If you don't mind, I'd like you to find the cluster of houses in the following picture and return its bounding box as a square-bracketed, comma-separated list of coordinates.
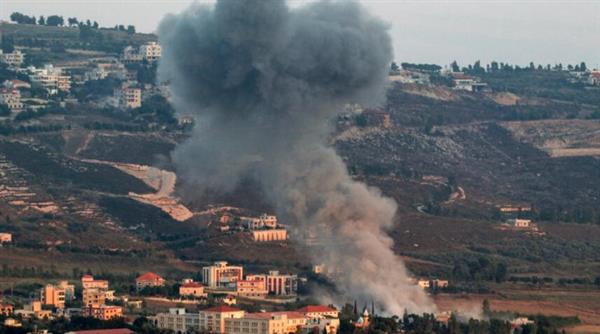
[152, 305, 340, 334]
[0, 41, 164, 117]
[202, 261, 298, 299]
[218, 214, 289, 243]
[0, 261, 301, 330]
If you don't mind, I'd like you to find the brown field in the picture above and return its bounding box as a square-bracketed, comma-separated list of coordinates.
[435, 286, 600, 330]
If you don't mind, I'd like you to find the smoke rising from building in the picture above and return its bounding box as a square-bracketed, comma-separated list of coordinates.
[158, 0, 435, 314]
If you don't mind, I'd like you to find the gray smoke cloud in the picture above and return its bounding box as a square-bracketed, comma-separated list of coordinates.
[158, 0, 435, 314]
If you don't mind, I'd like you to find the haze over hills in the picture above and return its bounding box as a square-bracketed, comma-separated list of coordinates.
[1, 9, 600, 334]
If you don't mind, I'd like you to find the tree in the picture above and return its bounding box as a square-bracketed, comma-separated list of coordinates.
[46, 15, 64, 26]
[495, 262, 507, 282]
[581, 62, 587, 72]
[127, 25, 136, 34]
[390, 61, 400, 72]
[482, 299, 492, 317]
[93, 21, 99, 29]
[38, 16, 46, 25]
[0, 104, 10, 116]
[68, 17, 78, 27]
[86, 19, 92, 27]
[1, 35, 15, 53]
[490, 61, 499, 72]
[10, 12, 36, 24]
[450, 60, 460, 72]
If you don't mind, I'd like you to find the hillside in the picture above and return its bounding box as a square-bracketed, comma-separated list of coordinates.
[2, 22, 600, 323]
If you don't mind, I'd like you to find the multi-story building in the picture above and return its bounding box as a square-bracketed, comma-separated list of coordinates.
[224, 312, 306, 334]
[202, 261, 244, 289]
[82, 288, 107, 307]
[29, 65, 71, 95]
[179, 282, 207, 298]
[135, 272, 165, 291]
[0, 50, 25, 67]
[200, 306, 245, 333]
[114, 83, 142, 109]
[84, 62, 127, 82]
[40, 282, 73, 308]
[244, 214, 278, 230]
[0, 88, 23, 112]
[296, 305, 339, 319]
[236, 279, 268, 298]
[122, 46, 144, 63]
[139, 42, 161, 62]
[81, 275, 109, 290]
[251, 229, 287, 242]
[155, 306, 246, 333]
[246, 271, 298, 296]
[85, 305, 123, 320]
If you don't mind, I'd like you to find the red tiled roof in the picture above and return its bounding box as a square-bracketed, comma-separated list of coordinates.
[136, 272, 164, 282]
[82, 274, 93, 279]
[297, 305, 337, 313]
[203, 305, 242, 313]
[71, 329, 133, 334]
[181, 282, 203, 288]
[591, 72, 600, 78]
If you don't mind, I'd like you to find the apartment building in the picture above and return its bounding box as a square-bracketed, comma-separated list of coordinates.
[139, 42, 161, 62]
[82, 288, 107, 307]
[0, 88, 23, 112]
[202, 261, 244, 289]
[85, 305, 123, 320]
[40, 281, 75, 308]
[246, 271, 298, 296]
[114, 83, 142, 109]
[154, 306, 246, 333]
[225, 312, 306, 334]
[236, 279, 268, 298]
[81, 275, 109, 290]
[154, 308, 200, 333]
[0, 50, 25, 67]
[29, 65, 71, 95]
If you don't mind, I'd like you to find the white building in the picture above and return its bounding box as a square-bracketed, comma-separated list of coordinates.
[122, 42, 161, 63]
[246, 271, 298, 296]
[0, 88, 23, 112]
[202, 261, 244, 289]
[122, 46, 143, 63]
[507, 218, 531, 228]
[245, 214, 278, 230]
[29, 65, 71, 95]
[0, 50, 25, 67]
[84, 62, 127, 81]
[154, 306, 245, 334]
[139, 42, 161, 62]
[450, 72, 488, 92]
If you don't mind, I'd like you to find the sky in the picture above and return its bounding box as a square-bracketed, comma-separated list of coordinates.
[2, 0, 600, 68]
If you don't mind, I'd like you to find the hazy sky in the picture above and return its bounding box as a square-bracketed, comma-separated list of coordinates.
[2, 0, 600, 68]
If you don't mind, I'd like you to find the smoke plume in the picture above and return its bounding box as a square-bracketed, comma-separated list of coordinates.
[158, 0, 435, 314]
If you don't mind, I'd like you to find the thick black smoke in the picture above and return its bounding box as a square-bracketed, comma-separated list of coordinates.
[158, 0, 434, 313]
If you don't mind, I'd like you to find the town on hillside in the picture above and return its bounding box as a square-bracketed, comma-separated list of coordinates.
[1, 7, 600, 334]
